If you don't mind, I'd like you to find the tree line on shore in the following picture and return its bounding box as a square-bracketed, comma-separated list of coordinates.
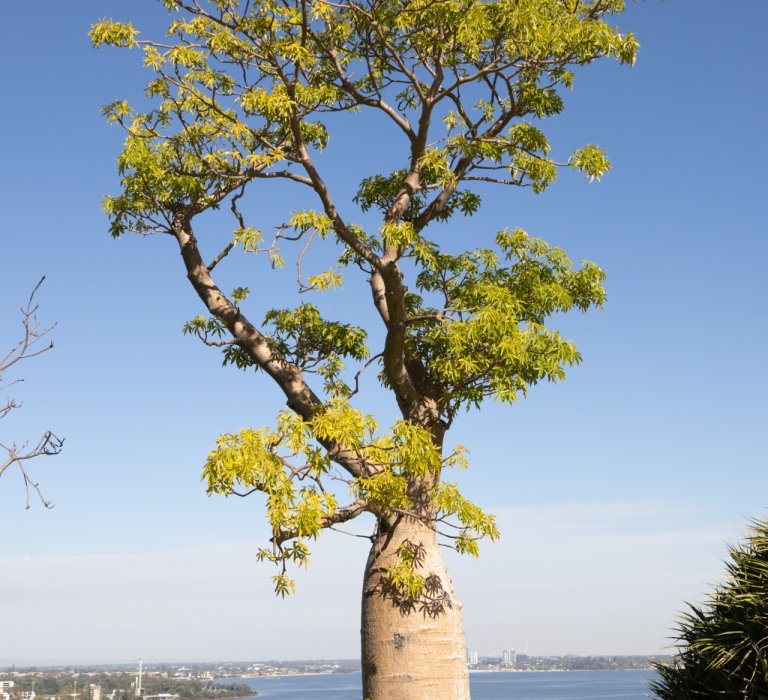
[1, 673, 254, 700]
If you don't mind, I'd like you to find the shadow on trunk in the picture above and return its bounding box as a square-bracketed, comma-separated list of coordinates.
[368, 539, 454, 618]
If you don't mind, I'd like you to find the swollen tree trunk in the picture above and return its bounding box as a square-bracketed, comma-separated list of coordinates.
[361, 516, 470, 700]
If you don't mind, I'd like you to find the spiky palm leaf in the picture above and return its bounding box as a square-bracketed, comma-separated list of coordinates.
[651, 519, 768, 699]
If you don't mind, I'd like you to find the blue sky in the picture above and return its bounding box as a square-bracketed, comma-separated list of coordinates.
[1, 0, 767, 663]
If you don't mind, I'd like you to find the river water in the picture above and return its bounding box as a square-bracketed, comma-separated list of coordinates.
[235, 669, 656, 698]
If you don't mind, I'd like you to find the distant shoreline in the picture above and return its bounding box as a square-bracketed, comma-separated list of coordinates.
[228, 667, 656, 682]
[224, 672, 353, 680]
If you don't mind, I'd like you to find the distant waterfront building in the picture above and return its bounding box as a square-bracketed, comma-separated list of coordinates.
[467, 651, 478, 665]
[502, 649, 516, 666]
[135, 658, 144, 698]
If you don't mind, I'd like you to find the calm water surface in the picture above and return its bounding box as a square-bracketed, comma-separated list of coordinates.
[236, 670, 656, 699]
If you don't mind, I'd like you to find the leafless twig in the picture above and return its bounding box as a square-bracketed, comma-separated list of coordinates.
[1, 277, 62, 508]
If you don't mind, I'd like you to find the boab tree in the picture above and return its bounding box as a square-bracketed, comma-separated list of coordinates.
[92, 1, 636, 697]
[1, 278, 63, 508]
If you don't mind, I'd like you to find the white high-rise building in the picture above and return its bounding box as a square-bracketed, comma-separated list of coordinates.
[502, 649, 516, 666]
[467, 651, 478, 665]
[135, 658, 144, 698]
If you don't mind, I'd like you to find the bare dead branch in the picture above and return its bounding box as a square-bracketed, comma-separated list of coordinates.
[208, 241, 237, 272]
[350, 352, 384, 397]
[1, 278, 62, 508]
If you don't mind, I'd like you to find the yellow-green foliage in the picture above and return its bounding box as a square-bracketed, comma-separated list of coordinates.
[96, 0, 634, 595]
[385, 542, 429, 599]
[408, 228, 605, 412]
[93, 0, 635, 237]
[203, 398, 500, 590]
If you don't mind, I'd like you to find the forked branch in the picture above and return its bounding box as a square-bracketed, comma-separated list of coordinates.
[271, 497, 369, 545]
[1, 277, 61, 508]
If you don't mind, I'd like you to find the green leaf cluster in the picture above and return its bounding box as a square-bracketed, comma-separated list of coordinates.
[385, 541, 428, 599]
[265, 304, 368, 377]
[355, 170, 481, 227]
[433, 482, 500, 557]
[90, 19, 138, 48]
[202, 394, 500, 590]
[571, 144, 612, 182]
[408, 228, 605, 414]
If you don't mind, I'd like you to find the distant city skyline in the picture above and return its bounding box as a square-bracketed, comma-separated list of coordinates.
[1, 0, 766, 664]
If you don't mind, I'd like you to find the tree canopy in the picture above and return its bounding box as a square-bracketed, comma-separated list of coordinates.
[92, 0, 636, 595]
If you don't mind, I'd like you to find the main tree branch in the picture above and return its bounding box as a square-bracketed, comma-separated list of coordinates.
[173, 214, 373, 480]
[270, 497, 370, 545]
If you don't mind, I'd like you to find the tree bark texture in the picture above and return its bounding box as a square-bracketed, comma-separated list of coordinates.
[361, 518, 470, 700]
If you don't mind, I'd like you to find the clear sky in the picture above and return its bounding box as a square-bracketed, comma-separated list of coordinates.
[1, 0, 766, 664]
